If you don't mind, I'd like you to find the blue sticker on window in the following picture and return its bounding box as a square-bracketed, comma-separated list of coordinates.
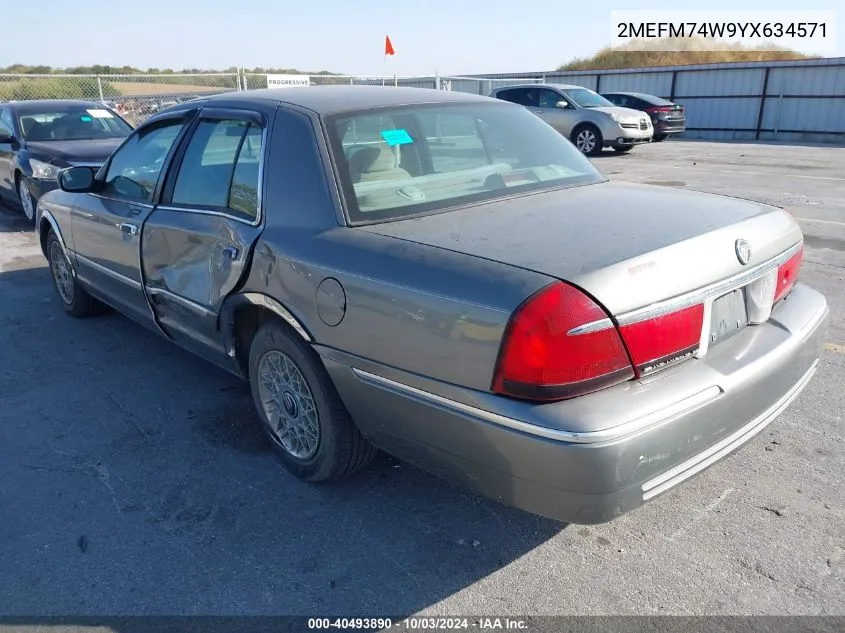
[380, 128, 413, 146]
[80, 116, 92, 122]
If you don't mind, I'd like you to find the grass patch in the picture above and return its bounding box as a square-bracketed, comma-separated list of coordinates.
[559, 37, 816, 71]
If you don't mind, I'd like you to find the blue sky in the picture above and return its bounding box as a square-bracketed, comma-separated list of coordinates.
[4, 0, 842, 75]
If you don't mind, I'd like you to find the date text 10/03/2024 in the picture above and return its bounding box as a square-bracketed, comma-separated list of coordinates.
[307, 618, 530, 630]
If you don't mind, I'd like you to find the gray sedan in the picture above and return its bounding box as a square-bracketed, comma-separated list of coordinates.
[35, 86, 828, 525]
[491, 83, 653, 155]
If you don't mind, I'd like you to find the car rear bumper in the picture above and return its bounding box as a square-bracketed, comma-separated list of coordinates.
[654, 121, 686, 135]
[322, 283, 829, 524]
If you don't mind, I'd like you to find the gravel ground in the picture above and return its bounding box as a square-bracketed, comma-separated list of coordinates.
[0, 139, 842, 622]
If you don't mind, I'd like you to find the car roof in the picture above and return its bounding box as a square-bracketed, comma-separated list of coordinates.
[492, 83, 590, 91]
[6, 99, 113, 112]
[601, 91, 670, 102]
[194, 86, 495, 115]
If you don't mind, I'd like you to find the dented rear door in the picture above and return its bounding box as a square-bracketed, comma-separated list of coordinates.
[140, 106, 270, 366]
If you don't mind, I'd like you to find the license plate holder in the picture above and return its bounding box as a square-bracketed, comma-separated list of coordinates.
[709, 288, 749, 345]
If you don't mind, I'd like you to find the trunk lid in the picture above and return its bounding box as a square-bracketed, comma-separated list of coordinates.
[357, 180, 802, 316]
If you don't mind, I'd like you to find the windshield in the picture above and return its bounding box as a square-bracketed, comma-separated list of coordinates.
[561, 88, 614, 108]
[18, 106, 133, 142]
[325, 102, 604, 223]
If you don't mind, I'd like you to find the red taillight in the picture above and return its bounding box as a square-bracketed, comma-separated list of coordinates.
[774, 245, 804, 303]
[618, 304, 704, 375]
[645, 106, 674, 113]
[492, 282, 634, 401]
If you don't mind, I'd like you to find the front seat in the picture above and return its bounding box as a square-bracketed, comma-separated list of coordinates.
[349, 143, 410, 183]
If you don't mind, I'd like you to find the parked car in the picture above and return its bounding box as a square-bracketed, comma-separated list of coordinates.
[601, 92, 687, 141]
[0, 99, 133, 224]
[36, 86, 828, 524]
[490, 83, 652, 155]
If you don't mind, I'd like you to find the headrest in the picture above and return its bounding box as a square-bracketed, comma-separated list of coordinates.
[350, 143, 398, 174]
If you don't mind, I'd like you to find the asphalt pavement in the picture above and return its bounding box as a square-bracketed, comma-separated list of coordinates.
[0, 139, 842, 620]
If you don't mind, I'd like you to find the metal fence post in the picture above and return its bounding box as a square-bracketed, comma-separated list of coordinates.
[435, 70, 440, 90]
[595, 73, 602, 93]
[96, 75, 105, 104]
[669, 70, 677, 101]
[755, 66, 771, 140]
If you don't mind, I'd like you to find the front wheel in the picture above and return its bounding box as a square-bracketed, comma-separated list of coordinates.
[46, 231, 102, 318]
[571, 125, 603, 156]
[17, 176, 36, 226]
[248, 320, 377, 482]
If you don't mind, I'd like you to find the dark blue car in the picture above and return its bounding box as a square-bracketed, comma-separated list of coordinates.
[0, 99, 133, 224]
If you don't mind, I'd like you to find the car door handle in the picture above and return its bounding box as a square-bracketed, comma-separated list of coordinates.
[119, 223, 138, 236]
[222, 246, 240, 260]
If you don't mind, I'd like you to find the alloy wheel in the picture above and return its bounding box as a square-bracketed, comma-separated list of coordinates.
[576, 129, 597, 154]
[19, 180, 35, 221]
[49, 241, 74, 305]
[257, 350, 320, 459]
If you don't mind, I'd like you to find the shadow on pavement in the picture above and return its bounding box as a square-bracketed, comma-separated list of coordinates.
[0, 263, 565, 619]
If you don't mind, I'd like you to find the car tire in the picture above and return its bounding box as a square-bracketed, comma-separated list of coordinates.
[653, 134, 668, 142]
[16, 175, 37, 226]
[248, 319, 377, 482]
[571, 124, 603, 156]
[613, 146, 633, 153]
[46, 231, 102, 318]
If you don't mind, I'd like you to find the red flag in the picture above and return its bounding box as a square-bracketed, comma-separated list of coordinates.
[384, 35, 395, 56]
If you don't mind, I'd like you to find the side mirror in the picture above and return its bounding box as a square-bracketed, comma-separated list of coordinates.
[0, 131, 16, 144]
[58, 166, 96, 192]
[555, 101, 570, 109]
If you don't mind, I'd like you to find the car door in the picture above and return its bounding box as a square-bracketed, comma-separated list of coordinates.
[70, 111, 193, 327]
[534, 88, 580, 136]
[140, 106, 270, 367]
[0, 107, 17, 200]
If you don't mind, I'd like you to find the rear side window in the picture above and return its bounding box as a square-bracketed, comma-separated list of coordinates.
[495, 88, 538, 107]
[170, 118, 263, 221]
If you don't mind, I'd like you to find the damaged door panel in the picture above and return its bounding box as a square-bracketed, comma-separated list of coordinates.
[141, 107, 269, 367]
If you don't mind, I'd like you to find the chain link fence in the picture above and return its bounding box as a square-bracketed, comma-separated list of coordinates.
[0, 73, 241, 126]
[0, 71, 533, 127]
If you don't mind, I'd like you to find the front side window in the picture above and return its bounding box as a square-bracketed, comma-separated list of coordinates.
[326, 102, 603, 223]
[538, 89, 564, 108]
[102, 120, 185, 202]
[170, 118, 263, 221]
[18, 106, 133, 142]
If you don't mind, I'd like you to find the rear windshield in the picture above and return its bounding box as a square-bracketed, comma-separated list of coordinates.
[324, 102, 603, 223]
[17, 106, 132, 142]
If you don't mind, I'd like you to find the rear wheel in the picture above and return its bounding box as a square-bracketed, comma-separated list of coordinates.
[46, 231, 101, 318]
[16, 175, 36, 226]
[571, 124, 603, 156]
[653, 133, 668, 142]
[248, 320, 377, 482]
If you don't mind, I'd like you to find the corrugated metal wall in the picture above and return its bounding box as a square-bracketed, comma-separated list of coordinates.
[445, 57, 845, 144]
